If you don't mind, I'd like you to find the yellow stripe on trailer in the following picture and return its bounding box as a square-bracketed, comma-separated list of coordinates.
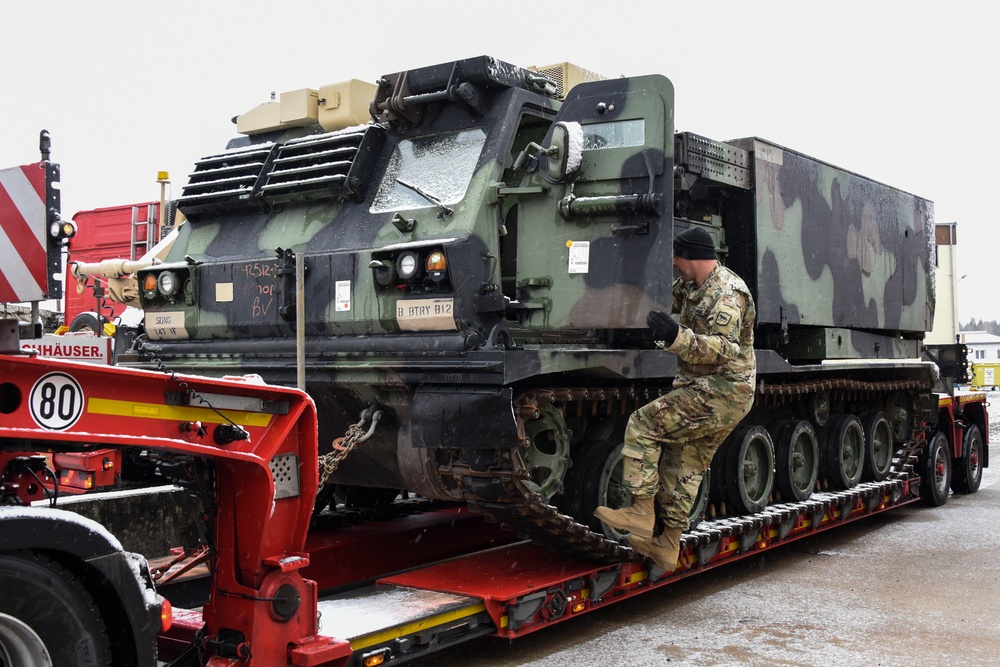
[349, 602, 487, 651]
[87, 397, 272, 427]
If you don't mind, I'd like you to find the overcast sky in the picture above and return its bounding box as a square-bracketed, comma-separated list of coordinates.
[4, 1, 998, 321]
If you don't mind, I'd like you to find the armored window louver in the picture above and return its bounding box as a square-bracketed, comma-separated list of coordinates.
[260, 126, 387, 205]
[178, 144, 277, 217]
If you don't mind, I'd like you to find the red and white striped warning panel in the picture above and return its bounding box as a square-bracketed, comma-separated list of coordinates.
[0, 162, 49, 302]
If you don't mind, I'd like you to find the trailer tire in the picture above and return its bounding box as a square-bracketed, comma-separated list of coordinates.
[952, 424, 983, 495]
[920, 431, 951, 506]
[0, 552, 111, 667]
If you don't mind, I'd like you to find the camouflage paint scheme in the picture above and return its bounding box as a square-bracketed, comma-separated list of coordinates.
[725, 137, 935, 360]
[130, 56, 936, 510]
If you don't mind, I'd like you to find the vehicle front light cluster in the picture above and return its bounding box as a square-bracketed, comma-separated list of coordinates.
[369, 247, 450, 291]
[141, 268, 193, 305]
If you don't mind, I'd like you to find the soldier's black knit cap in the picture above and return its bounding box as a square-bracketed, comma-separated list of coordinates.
[673, 227, 717, 260]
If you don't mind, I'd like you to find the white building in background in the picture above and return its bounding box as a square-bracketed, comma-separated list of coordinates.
[961, 330, 1000, 388]
[926, 222, 962, 345]
[962, 330, 1000, 361]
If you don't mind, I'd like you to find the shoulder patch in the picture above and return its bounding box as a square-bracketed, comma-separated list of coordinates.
[716, 312, 732, 326]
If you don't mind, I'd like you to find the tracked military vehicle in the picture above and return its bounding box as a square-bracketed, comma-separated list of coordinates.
[131, 56, 968, 561]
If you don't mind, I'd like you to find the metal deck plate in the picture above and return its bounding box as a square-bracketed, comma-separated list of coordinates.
[317, 585, 485, 642]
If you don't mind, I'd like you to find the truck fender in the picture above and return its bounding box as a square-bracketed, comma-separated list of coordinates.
[0, 506, 162, 667]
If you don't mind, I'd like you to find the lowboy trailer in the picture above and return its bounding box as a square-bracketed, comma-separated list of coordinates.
[0, 335, 987, 666]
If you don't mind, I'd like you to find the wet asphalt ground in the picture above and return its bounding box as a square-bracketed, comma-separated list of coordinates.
[405, 405, 1000, 667]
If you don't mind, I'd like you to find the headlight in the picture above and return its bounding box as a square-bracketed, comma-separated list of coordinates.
[396, 251, 419, 280]
[157, 271, 180, 298]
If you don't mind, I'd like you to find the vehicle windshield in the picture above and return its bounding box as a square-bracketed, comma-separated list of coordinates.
[370, 129, 487, 213]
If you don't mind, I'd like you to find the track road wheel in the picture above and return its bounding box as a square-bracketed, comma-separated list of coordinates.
[579, 442, 630, 540]
[708, 438, 730, 509]
[886, 391, 915, 444]
[861, 412, 894, 482]
[687, 467, 711, 529]
[952, 425, 984, 494]
[825, 415, 865, 490]
[0, 552, 111, 667]
[774, 420, 819, 502]
[921, 430, 951, 506]
[726, 425, 775, 514]
[556, 440, 604, 520]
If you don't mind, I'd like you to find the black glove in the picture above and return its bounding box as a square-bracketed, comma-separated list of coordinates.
[647, 310, 679, 345]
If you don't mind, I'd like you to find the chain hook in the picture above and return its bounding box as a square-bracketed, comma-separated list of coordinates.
[318, 407, 383, 488]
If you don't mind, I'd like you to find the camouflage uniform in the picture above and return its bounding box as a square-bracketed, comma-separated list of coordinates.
[622, 264, 756, 530]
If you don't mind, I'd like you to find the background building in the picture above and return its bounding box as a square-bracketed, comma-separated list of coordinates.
[927, 222, 962, 345]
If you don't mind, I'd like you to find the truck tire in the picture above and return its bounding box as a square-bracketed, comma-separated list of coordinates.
[951, 424, 983, 494]
[69, 311, 103, 333]
[920, 431, 951, 506]
[0, 552, 111, 667]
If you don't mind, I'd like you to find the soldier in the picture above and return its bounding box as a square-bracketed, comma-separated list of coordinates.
[595, 226, 756, 571]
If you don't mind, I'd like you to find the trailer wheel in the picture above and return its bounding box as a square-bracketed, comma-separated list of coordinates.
[726, 425, 775, 514]
[921, 431, 951, 506]
[951, 425, 983, 495]
[774, 420, 819, 502]
[825, 415, 865, 489]
[861, 412, 894, 482]
[0, 552, 111, 667]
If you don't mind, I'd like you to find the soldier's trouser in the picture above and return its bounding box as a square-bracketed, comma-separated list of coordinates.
[622, 384, 751, 530]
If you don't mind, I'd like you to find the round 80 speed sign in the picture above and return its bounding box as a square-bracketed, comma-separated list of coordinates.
[30, 372, 85, 431]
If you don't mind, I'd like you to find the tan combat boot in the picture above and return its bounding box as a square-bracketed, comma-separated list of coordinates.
[594, 496, 656, 538]
[628, 526, 683, 571]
